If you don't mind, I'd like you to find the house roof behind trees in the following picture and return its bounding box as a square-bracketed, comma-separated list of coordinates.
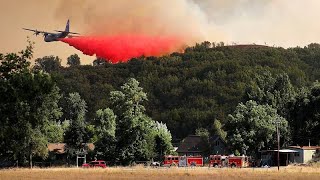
[176, 135, 206, 153]
[48, 143, 95, 154]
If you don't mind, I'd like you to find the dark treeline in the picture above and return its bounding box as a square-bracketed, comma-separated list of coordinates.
[1, 41, 320, 166]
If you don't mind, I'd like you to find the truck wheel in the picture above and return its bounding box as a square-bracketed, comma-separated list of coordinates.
[231, 164, 236, 168]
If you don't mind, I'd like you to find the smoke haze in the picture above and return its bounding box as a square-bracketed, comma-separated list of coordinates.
[55, 0, 320, 47]
[1, 0, 320, 64]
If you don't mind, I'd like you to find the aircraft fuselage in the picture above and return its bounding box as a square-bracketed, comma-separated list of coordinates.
[44, 32, 69, 42]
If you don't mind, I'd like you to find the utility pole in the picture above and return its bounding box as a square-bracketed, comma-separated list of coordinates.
[276, 118, 280, 171]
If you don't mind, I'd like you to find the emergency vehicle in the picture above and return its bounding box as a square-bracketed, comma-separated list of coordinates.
[209, 155, 228, 167]
[228, 155, 250, 168]
[163, 155, 179, 167]
[163, 155, 203, 167]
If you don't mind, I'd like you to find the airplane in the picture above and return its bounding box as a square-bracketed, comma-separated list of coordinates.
[23, 19, 79, 42]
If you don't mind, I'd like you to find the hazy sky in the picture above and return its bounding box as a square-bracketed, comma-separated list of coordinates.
[0, 0, 93, 65]
[1, 0, 320, 65]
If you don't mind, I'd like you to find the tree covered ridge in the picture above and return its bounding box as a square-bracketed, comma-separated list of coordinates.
[49, 42, 319, 140]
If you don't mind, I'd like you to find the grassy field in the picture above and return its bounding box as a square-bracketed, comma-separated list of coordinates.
[0, 165, 320, 180]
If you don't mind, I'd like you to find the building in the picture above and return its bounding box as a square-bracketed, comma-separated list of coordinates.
[176, 135, 228, 156]
[260, 146, 320, 166]
[288, 146, 320, 164]
[47, 143, 95, 165]
[176, 135, 206, 156]
[260, 149, 298, 166]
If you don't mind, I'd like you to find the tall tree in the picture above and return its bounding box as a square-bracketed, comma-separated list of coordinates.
[64, 92, 89, 157]
[94, 108, 117, 161]
[0, 41, 62, 167]
[227, 100, 290, 156]
[154, 121, 174, 160]
[67, 54, 81, 66]
[288, 82, 320, 145]
[110, 78, 156, 164]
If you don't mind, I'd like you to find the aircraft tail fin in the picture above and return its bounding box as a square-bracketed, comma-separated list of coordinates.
[54, 19, 80, 35]
[65, 19, 70, 32]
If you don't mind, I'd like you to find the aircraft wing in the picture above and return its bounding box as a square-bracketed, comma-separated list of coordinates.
[67, 35, 81, 38]
[22, 28, 54, 35]
[55, 30, 80, 35]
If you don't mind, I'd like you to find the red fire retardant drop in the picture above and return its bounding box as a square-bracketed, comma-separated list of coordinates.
[60, 35, 183, 63]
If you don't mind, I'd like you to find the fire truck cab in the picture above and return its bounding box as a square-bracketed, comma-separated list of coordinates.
[209, 155, 228, 167]
[163, 155, 179, 167]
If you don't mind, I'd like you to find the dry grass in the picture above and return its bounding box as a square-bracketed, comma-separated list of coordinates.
[0, 166, 319, 180]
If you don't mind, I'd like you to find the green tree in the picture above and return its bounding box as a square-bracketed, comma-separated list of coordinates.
[227, 100, 290, 156]
[0, 41, 62, 167]
[212, 119, 227, 142]
[45, 121, 68, 143]
[111, 78, 156, 164]
[64, 92, 89, 157]
[154, 121, 173, 160]
[67, 54, 81, 66]
[94, 108, 117, 161]
[34, 56, 61, 73]
[245, 71, 296, 117]
[288, 82, 320, 145]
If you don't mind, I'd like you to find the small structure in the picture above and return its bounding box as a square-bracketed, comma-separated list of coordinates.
[47, 143, 95, 166]
[288, 146, 320, 164]
[260, 149, 298, 166]
[260, 146, 320, 166]
[47, 143, 68, 162]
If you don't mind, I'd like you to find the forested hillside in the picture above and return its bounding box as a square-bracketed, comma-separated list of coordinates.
[49, 42, 319, 141]
[2, 42, 320, 166]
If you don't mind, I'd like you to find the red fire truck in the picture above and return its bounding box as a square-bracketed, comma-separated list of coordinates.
[209, 155, 228, 167]
[163, 155, 179, 167]
[209, 155, 250, 168]
[163, 155, 203, 167]
[228, 155, 249, 168]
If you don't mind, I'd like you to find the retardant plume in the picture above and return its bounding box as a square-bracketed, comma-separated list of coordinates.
[60, 35, 183, 63]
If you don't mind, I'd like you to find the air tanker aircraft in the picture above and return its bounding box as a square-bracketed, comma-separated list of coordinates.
[23, 19, 79, 42]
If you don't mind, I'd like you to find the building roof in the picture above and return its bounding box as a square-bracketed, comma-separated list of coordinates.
[48, 143, 95, 154]
[176, 135, 206, 153]
[289, 146, 320, 150]
[48, 143, 65, 154]
[278, 149, 299, 153]
[260, 149, 298, 153]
